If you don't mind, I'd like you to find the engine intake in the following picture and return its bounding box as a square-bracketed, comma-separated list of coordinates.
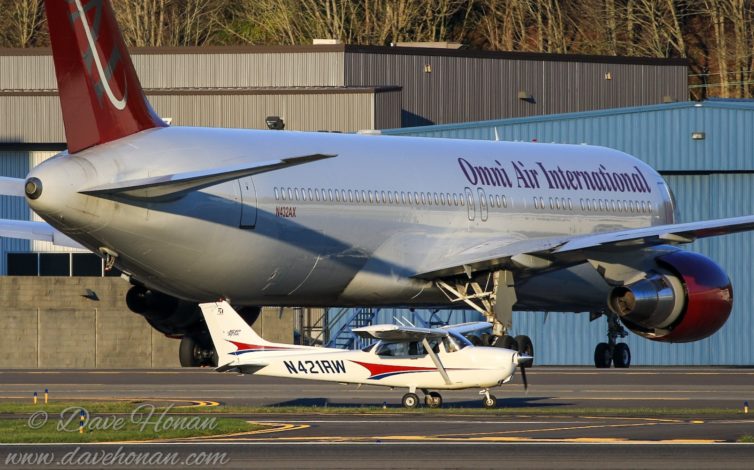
[608, 251, 733, 343]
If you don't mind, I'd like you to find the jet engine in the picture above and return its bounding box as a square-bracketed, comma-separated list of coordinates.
[607, 251, 732, 343]
[125, 285, 202, 336]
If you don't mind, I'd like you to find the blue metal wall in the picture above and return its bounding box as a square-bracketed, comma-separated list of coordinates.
[382, 100, 754, 365]
[0, 152, 31, 274]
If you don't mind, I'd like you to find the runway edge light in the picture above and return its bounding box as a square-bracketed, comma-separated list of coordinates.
[745, 401, 749, 414]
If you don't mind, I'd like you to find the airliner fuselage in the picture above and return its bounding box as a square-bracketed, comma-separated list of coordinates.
[27, 126, 672, 311]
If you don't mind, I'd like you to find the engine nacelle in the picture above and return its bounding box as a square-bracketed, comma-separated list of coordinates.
[607, 251, 732, 343]
[126, 285, 202, 336]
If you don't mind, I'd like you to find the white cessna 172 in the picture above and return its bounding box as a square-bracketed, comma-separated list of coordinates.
[1, 0, 753, 368]
[201, 301, 531, 408]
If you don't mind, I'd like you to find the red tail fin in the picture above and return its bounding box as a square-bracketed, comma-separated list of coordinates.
[44, 0, 166, 153]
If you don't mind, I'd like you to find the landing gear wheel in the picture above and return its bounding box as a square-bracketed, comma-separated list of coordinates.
[497, 335, 517, 350]
[613, 343, 631, 368]
[179, 336, 201, 367]
[467, 335, 483, 346]
[402, 393, 420, 409]
[179, 334, 217, 367]
[514, 335, 534, 365]
[425, 392, 443, 408]
[480, 333, 493, 346]
[482, 394, 497, 409]
[594, 342, 612, 368]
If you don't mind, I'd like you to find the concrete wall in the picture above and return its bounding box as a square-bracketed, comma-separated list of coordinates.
[0, 277, 293, 368]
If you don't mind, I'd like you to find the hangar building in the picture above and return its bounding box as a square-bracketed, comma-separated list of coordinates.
[382, 99, 754, 366]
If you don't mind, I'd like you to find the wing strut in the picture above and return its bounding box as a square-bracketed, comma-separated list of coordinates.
[422, 338, 452, 385]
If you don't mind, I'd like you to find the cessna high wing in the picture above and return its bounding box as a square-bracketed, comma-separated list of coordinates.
[201, 301, 531, 408]
[1, 0, 752, 368]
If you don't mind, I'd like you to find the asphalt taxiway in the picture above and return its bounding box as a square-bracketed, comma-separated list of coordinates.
[1, 368, 753, 468]
[1, 367, 752, 409]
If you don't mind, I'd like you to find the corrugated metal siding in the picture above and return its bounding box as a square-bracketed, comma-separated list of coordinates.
[0, 96, 65, 143]
[345, 52, 687, 127]
[0, 91, 378, 142]
[383, 101, 754, 171]
[0, 152, 31, 274]
[0, 52, 345, 90]
[149, 92, 375, 132]
[383, 100, 754, 365]
[373, 89, 402, 130]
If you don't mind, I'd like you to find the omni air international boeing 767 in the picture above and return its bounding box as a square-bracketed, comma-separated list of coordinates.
[1, 0, 753, 369]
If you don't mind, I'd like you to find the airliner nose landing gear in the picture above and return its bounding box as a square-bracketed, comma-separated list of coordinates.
[593, 313, 631, 368]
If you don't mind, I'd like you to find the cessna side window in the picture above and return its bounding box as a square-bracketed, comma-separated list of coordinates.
[274, 188, 279, 200]
[376, 342, 409, 357]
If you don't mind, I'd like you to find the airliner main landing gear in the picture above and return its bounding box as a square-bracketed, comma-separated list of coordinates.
[593, 313, 631, 368]
[436, 270, 532, 355]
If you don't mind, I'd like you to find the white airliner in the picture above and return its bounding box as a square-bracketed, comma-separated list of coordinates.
[1, 0, 753, 368]
[201, 301, 531, 408]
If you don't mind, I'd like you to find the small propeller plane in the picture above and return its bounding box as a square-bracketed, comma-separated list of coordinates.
[200, 301, 532, 408]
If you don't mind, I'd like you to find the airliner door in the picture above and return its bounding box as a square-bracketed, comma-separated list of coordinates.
[239, 176, 257, 228]
[477, 188, 489, 221]
[465, 187, 475, 221]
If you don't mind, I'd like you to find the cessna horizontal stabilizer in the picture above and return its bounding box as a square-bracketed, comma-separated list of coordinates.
[80, 153, 336, 201]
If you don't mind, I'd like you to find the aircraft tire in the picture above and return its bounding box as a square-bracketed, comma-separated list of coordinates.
[402, 393, 420, 409]
[179, 336, 201, 367]
[613, 343, 631, 368]
[482, 394, 497, 409]
[514, 335, 534, 365]
[426, 392, 443, 408]
[467, 335, 483, 346]
[496, 335, 517, 350]
[594, 342, 612, 368]
[480, 333, 493, 346]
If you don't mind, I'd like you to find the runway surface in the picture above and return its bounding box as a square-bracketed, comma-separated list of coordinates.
[1, 368, 753, 468]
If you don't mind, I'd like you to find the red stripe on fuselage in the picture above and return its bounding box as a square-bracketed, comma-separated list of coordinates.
[350, 360, 436, 377]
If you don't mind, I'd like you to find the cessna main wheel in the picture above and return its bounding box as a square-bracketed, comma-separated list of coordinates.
[402, 393, 420, 409]
[426, 392, 443, 408]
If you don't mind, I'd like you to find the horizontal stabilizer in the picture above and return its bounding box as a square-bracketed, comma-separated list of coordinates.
[216, 361, 268, 375]
[81, 153, 336, 201]
[0, 177, 25, 197]
[0, 219, 84, 249]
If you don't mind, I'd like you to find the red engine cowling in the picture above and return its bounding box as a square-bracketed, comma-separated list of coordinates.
[607, 251, 732, 343]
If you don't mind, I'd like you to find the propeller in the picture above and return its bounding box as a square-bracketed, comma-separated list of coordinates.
[516, 354, 534, 392]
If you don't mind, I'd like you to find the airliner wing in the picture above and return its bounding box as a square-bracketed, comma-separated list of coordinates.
[353, 324, 449, 341]
[415, 214, 754, 279]
[80, 153, 336, 201]
[0, 219, 85, 249]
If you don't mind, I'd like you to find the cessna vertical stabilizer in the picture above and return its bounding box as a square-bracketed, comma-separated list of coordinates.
[0, 0, 752, 368]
